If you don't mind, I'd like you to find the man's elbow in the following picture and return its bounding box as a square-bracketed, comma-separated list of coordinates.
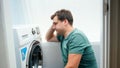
[45, 37, 51, 42]
[46, 38, 59, 42]
[46, 39, 51, 42]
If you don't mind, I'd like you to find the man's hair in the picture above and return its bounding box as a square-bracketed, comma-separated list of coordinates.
[51, 9, 73, 25]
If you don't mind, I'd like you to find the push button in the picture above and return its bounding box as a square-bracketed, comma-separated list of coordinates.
[32, 28, 36, 35]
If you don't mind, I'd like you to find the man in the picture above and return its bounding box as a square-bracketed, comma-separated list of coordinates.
[46, 9, 97, 68]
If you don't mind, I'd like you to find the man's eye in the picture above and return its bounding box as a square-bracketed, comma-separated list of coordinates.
[54, 23, 57, 25]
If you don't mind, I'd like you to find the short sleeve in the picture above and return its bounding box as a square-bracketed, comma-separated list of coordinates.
[69, 34, 88, 54]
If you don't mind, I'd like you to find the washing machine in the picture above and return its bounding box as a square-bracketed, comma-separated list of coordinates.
[13, 25, 42, 68]
[13, 25, 64, 68]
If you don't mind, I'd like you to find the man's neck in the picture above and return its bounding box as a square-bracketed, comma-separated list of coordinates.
[64, 26, 74, 38]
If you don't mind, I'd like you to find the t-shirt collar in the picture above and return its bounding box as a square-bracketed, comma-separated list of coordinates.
[64, 28, 76, 40]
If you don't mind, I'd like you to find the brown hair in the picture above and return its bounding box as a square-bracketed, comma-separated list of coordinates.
[51, 9, 73, 25]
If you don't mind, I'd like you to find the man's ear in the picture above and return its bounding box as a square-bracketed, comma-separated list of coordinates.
[63, 19, 68, 25]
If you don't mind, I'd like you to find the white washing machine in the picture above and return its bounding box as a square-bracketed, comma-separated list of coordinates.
[13, 25, 42, 68]
[13, 25, 64, 68]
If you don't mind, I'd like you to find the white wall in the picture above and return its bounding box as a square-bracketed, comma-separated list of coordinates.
[10, 0, 102, 42]
[19, 0, 103, 42]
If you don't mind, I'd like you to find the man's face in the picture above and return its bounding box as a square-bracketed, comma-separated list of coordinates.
[52, 16, 65, 35]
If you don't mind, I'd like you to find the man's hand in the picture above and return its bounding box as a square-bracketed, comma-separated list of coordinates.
[45, 24, 58, 42]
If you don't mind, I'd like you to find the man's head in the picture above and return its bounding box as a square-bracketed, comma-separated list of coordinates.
[51, 9, 73, 35]
[51, 9, 73, 25]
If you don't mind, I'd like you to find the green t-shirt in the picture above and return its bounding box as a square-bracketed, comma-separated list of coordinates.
[57, 28, 97, 68]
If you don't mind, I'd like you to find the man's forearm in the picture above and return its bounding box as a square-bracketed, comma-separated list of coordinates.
[46, 26, 55, 41]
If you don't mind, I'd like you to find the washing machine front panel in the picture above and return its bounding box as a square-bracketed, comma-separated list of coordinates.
[13, 25, 42, 68]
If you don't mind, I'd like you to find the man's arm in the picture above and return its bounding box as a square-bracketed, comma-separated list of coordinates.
[65, 54, 82, 68]
[46, 25, 58, 42]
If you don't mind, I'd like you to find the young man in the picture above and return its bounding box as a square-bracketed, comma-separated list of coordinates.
[46, 9, 97, 68]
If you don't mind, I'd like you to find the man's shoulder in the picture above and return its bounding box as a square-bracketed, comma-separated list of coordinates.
[73, 28, 84, 34]
[69, 28, 89, 42]
[70, 28, 86, 38]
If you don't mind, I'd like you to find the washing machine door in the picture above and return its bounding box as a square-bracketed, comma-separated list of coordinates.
[26, 41, 42, 68]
